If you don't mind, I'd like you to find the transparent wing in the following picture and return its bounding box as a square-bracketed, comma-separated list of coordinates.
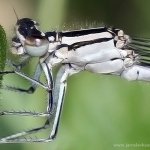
[128, 37, 150, 66]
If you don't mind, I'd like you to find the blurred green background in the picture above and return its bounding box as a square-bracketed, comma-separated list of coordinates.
[0, 0, 150, 150]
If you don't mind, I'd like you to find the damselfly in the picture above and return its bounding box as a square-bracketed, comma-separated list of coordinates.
[0, 17, 150, 143]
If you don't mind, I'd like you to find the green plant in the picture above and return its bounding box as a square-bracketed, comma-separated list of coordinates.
[0, 25, 7, 83]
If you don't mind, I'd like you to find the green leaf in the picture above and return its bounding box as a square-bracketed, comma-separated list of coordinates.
[0, 25, 7, 83]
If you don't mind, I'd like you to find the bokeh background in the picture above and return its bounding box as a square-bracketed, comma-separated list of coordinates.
[0, 0, 150, 150]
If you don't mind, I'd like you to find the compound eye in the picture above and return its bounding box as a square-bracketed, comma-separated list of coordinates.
[24, 37, 49, 57]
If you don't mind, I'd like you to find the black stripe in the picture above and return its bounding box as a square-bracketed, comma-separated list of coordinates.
[68, 37, 113, 50]
[60, 27, 108, 37]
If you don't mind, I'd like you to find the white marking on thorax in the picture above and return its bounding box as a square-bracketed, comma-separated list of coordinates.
[55, 39, 122, 65]
[61, 32, 112, 45]
[74, 39, 122, 62]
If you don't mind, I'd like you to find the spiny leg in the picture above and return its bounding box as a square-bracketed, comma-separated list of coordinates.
[0, 64, 50, 93]
[0, 65, 67, 143]
[0, 63, 51, 117]
[0, 121, 51, 143]
[0, 137, 52, 143]
[49, 64, 80, 139]
[0, 64, 78, 143]
[0, 63, 54, 117]
[0, 111, 52, 143]
[0, 64, 54, 143]
[0, 63, 54, 118]
[41, 62, 54, 112]
[0, 111, 49, 117]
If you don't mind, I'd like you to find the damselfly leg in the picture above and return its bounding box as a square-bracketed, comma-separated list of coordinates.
[0, 61, 53, 117]
[0, 64, 79, 143]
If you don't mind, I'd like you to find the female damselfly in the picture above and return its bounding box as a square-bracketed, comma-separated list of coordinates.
[0, 17, 150, 143]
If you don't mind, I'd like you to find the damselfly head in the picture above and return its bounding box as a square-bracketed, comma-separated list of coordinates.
[15, 18, 43, 43]
[12, 18, 49, 57]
